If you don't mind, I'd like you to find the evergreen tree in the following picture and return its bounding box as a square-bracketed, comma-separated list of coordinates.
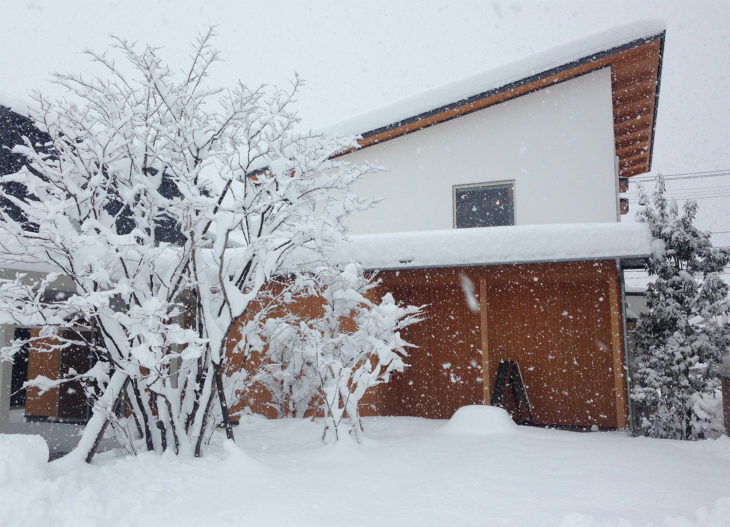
[630, 176, 730, 439]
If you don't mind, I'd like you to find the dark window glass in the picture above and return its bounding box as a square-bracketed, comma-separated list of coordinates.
[454, 183, 514, 228]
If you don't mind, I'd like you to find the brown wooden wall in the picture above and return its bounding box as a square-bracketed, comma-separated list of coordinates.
[229, 259, 628, 428]
[372, 260, 628, 427]
[24, 328, 60, 418]
[483, 269, 617, 426]
[363, 276, 484, 418]
[20, 260, 628, 427]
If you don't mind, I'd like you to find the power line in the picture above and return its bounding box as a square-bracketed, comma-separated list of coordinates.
[627, 194, 730, 202]
[627, 193, 730, 202]
[632, 168, 730, 182]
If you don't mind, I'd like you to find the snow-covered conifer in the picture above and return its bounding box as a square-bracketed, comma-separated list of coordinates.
[630, 176, 730, 439]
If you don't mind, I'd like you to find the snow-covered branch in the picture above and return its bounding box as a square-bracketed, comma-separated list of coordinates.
[0, 31, 380, 458]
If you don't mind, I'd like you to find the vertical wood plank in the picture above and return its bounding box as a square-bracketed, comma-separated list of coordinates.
[608, 271, 628, 428]
[480, 277, 490, 404]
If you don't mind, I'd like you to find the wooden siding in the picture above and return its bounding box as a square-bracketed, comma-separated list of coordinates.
[371, 279, 484, 418]
[374, 261, 627, 427]
[231, 260, 629, 428]
[483, 275, 615, 426]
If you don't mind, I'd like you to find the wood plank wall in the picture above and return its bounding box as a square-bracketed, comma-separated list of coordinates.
[362, 278, 484, 418]
[228, 260, 628, 428]
[376, 260, 627, 427]
[24, 328, 60, 418]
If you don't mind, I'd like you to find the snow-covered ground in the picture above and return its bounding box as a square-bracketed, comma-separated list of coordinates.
[1, 406, 729, 527]
[5, 409, 117, 458]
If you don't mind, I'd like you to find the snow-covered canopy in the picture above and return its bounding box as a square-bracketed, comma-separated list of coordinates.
[331, 223, 653, 271]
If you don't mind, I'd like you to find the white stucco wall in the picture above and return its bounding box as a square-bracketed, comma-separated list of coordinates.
[342, 67, 618, 235]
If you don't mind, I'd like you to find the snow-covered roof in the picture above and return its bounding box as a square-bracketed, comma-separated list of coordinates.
[0, 242, 59, 274]
[334, 223, 653, 271]
[624, 268, 730, 294]
[0, 92, 32, 116]
[324, 19, 665, 139]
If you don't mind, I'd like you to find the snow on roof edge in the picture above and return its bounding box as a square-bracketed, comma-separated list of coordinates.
[321, 19, 666, 138]
[329, 222, 653, 272]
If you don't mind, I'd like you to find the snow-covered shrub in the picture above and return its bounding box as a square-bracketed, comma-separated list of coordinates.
[256, 264, 422, 442]
[249, 280, 323, 419]
[630, 176, 730, 439]
[0, 31, 374, 459]
[687, 390, 725, 438]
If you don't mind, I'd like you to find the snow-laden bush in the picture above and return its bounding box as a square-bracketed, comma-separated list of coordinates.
[255, 264, 422, 442]
[630, 176, 730, 439]
[687, 390, 726, 438]
[0, 31, 377, 459]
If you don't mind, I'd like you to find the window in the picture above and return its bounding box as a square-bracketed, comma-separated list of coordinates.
[454, 181, 514, 228]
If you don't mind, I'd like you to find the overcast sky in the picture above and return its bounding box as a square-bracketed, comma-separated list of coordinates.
[2, 0, 729, 239]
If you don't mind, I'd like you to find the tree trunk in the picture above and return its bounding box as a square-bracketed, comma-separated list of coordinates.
[130, 380, 155, 451]
[55, 370, 128, 466]
[213, 362, 235, 441]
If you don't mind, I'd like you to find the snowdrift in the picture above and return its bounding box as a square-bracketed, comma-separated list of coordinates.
[0, 434, 48, 485]
[439, 405, 518, 436]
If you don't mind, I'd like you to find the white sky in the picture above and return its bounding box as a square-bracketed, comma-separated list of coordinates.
[1, 0, 729, 240]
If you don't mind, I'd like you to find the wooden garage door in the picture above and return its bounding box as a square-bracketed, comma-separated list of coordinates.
[486, 278, 617, 427]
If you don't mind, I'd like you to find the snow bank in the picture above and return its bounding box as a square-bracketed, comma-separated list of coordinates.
[0, 434, 48, 485]
[323, 19, 665, 138]
[559, 497, 730, 527]
[327, 222, 653, 271]
[439, 405, 517, 436]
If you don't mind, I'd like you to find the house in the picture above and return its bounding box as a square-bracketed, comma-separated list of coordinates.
[236, 20, 665, 429]
[2, 21, 665, 430]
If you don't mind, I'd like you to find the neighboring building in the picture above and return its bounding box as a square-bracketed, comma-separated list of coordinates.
[0, 103, 86, 426]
